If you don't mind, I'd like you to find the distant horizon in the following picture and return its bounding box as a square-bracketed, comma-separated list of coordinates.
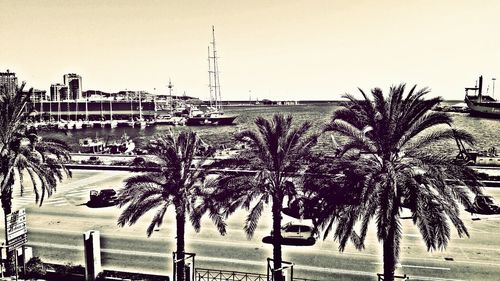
[2, 1, 499, 101]
[4, 68, 471, 103]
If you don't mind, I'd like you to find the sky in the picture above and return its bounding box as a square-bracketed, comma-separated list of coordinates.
[1, 0, 500, 101]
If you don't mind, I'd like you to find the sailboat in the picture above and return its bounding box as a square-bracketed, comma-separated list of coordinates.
[128, 92, 135, 127]
[74, 98, 83, 129]
[108, 98, 118, 128]
[136, 92, 147, 128]
[186, 26, 238, 126]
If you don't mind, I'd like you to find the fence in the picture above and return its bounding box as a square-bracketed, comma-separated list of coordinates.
[195, 268, 267, 281]
[195, 268, 318, 281]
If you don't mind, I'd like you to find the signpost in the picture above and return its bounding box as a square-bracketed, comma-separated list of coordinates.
[4, 208, 28, 280]
[6, 209, 27, 246]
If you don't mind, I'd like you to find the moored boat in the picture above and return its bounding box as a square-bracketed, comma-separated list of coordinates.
[106, 133, 136, 154]
[186, 26, 238, 126]
[79, 137, 106, 153]
[464, 75, 500, 118]
[185, 109, 238, 126]
[78, 133, 136, 154]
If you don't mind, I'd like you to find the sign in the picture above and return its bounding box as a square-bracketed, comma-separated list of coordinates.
[6, 208, 27, 248]
[7, 233, 27, 249]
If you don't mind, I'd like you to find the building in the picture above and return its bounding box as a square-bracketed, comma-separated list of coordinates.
[63, 73, 82, 100]
[32, 89, 48, 102]
[0, 70, 18, 94]
[50, 83, 68, 101]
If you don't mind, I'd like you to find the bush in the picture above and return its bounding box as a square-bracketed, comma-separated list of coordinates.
[25, 257, 46, 279]
[54, 262, 84, 278]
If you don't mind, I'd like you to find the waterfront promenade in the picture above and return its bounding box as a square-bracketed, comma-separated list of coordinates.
[6, 170, 500, 280]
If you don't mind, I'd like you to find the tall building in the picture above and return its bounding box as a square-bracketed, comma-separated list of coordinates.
[32, 89, 48, 102]
[0, 70, 18, 94]
[63, 73, 82, 100]
[50, 83, 68, 101]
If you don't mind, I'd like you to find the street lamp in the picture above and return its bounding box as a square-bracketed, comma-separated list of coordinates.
[492, 78, 496, 99]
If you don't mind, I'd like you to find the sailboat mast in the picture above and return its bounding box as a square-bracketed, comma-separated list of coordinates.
[75, 97, 78, 121]
[109, 98, 113, 121]
[211, 25, 219, 110]
[208, 46, 214, 108]
[130, 92, 134, 120]
[49, 99, 52, 122]
[40, 95, 44, 122]
[139, 92, 143, 120]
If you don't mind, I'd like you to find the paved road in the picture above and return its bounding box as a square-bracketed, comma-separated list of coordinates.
[5, 170, 500, 280]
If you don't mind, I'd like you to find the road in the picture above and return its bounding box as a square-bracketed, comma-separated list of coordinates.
[4, 170, 500, 280]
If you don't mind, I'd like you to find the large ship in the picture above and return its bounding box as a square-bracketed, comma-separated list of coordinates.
[464, 75, 500, 118]
[186, 26, 238, 126]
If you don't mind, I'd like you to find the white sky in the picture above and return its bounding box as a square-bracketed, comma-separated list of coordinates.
[1, 0, 499, 101]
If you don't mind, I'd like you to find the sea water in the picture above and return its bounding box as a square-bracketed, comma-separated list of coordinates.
[40, 104, 500, 155]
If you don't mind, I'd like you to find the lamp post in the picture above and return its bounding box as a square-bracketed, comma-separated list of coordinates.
[493, 78, 496, 99]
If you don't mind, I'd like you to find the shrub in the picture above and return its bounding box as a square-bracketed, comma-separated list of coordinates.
[54, 262, 84, 278]
[25, 257, 46, 279]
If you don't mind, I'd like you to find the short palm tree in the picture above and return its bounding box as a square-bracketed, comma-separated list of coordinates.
[321, 85, 482, 281]
[117, 130, 213, 281]
[195, 114, 318, 281]
[0, 84, 71, 273]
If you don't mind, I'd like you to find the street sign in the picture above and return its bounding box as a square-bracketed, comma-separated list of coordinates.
[7, 233, 27, 249]
[6, 208, 27, 248]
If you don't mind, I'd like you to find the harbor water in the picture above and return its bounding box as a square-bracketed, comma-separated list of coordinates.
[40, 103, 500, 154]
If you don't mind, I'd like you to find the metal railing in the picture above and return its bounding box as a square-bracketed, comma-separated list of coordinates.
[377, 273, 410, 280]
[195, 268, 318, 281]
[195, 268, 267, 281]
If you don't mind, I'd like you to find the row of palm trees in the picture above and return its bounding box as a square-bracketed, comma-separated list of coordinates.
[116, 84, 483, 281]
[0, 83, 483, 281]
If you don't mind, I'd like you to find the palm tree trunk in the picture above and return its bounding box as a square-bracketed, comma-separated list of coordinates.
[175, 207, 186, 281]
[383, 201, 399, 281]
[272, 196, 284, 281]
[383, 224, 397, 281]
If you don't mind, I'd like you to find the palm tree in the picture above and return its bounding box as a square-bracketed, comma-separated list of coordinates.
[195, 114, 318, 281]
[117, 130, 214, 281]
[321, 85, 482, 281]
[0, 84, 71, 273]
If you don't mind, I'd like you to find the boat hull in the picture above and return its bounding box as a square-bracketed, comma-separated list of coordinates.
[465, 95, 500, 118]
[186, 115, 237, 126]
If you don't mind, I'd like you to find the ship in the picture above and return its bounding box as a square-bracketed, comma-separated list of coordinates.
[186, 26, 238, 126]
[464, 75, 500, 118]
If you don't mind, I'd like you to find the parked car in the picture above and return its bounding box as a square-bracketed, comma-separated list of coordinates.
[81, 156, 103, 165]
[89, 189, 118, 206]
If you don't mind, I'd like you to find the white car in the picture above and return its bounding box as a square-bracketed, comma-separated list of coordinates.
[281, 223, 315, 240]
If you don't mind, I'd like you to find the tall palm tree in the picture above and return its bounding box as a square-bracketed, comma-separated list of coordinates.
[194, 114, 318, 281]
[0, 84, 71, 273]
[117, 130, 214, 281]
[321, 85, 482, 281]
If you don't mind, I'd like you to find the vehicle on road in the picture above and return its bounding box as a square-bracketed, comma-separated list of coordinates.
[263, 222, 316, 246]
[281, 223, 315, 241]
[466, 195, 500, 215]
[89, 189, 118, 207]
